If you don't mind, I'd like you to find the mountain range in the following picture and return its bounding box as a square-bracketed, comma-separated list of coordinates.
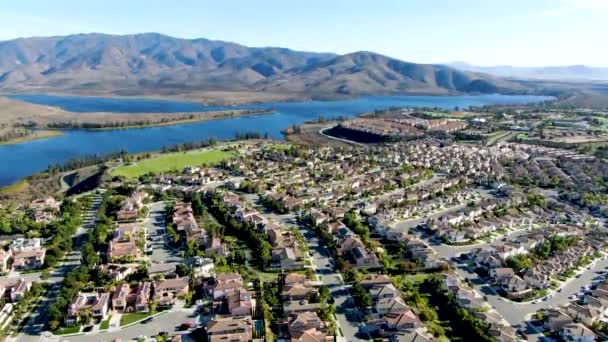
[448, 62, 608, 82]
[0, 33, 531, 99]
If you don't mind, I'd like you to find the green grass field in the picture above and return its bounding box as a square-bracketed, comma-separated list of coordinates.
[55, 325, 81, 335]
[99, 315, 112, 330]
[111, 149, 236, 178]
[120, 312, 152, 326]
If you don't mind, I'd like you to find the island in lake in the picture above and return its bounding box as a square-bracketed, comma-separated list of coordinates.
[0, 96, 272, 145]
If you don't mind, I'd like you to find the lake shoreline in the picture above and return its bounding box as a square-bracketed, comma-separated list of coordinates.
[0, 94, 553, 188]
[50, 108, 274, 131]
[0, 130, 64, 146]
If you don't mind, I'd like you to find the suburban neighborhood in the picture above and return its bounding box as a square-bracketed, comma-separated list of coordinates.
[1, 105, 608, 342]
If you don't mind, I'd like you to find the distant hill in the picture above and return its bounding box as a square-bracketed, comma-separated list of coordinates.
[258, 51, 528, 96]
[448, 62, 608, 81]
[0, 33, 531, 98]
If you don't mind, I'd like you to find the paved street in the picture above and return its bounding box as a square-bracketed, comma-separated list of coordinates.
[241, 193, 360, 342]
[15, 193, 103, 342]
[59, 309, 198, 342]
[392, 188, 491, 233]
[144, 201, 182, 264]
[402, 218, 608, 333]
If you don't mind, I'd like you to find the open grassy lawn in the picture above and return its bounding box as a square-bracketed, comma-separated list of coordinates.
[0, 179, 28, 195]
[100, 315, 112, 330]
[264, 143, 293, 151]
[112, 149, 236, 178]
[55, 325, 81, 335]
[120, 312, 152, 326]
[406, 273, 431, 283]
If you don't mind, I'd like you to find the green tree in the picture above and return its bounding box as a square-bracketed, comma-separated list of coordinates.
[506, 254, 532, 271]
[351, 283, 372, 308]
[318, 285, 331, 304]
[78, 308, 92, 326]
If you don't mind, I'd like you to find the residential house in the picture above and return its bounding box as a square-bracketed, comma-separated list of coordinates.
[489, 268, 515, 283]
[0, 278, 31, 302]
[153, 277, 189, 306]
[560, 322, 596, 342]
[98, 263, 137, 281]
[29, 197, 61, 211]
[289, 311, 328, 340]
[375, 296, 410, 315]
[566, 304, 601, 327]
[225, 289, 252, 317]
[191, 256, 215, 278]
[65, 292, 110, 326]
[108, 223, 141, 262]
[211, 273, 244, 300]
[0, 249, 11, 272]
[523, 269, 550, 289]
[271, 247, 301, 270]
[382, 309, 420, 332]
[206, 237, 230, 257]
[498, 276, 532, 299]
[545, 309, 574, 332]
[8, 238, 42, 253]
[111, 282, 151, 313]
[369, 284, 400, 301]
[116, 191, 147, 222]
[173, 203, 206, 244]
[360, 274, 392, 289]
[206, 316, 253, 342]
[284, 273, 307, 286]
[488, 323, 518, 342]
[11, 248, 46, 270]
[282, 284, 317, 302]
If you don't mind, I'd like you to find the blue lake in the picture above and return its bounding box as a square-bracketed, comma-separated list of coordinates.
[0, 94, 551, 186]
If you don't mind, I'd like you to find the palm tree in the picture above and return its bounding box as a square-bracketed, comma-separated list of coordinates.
[149, 299, 158, 314]
[78, 308, 92, 326]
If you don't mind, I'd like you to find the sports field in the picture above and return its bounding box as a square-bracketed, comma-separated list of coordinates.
[111, 149, 236, 178]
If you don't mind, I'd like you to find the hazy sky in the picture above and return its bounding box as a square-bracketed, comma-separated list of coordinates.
[0, 0, 605, 67]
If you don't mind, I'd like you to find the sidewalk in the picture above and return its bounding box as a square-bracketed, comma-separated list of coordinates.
[108, 313, 122, 332]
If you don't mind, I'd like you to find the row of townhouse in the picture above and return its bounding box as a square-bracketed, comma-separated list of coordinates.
[151, 167, 225, 187]
[473, 226, 604, 299]
[203, 273, 254, 319]
[539, 284, 608, 341]
[65, 277, 189, 326]
[442, 273, 518, 342]
[358, 274, 432, 341]
[222, 191, 304, 270]
[383, 232, 448, 270]
[435, 208, 536, 244]
[280, 273, 333, 342]
[336, 229, 381, 270]
[116, 190, 148, 222]
[203, 271, 328, 341]
[172, 202, 207, 244]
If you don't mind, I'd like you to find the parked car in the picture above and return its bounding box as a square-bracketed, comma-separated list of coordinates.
[178, 322, 194, 330]
[142, 317, 154, 324]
